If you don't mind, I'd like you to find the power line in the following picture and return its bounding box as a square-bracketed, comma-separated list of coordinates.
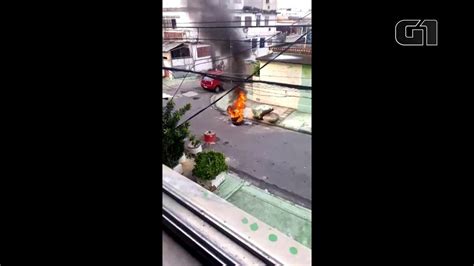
[164, 68, 312, 80]
[175, 30, 312, 129]
[165, 19, 311, 24]
[164, 12, 311, 73]
[163, 37, 310, 45]
[226, 73, 313, 79]
[162, 67, 312, 90]
[162, 24, 312, 29]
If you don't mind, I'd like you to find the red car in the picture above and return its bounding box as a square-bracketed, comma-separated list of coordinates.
[201, 70, 225, 93]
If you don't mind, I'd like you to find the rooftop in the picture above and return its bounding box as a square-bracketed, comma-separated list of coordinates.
[270, 43, 312, 55]
[256, 52, 311, 65]
[162, 42, 185, 52]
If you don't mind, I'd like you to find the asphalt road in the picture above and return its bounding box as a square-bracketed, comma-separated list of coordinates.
[163, 79, 312, 208]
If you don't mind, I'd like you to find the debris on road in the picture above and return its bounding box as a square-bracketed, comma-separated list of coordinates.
[182, 91, 199, 97]
[252, 104, 274, 120]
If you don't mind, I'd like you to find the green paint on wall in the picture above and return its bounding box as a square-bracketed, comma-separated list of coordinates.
[301, 64, 311, 86]
[268, 234, 278, 242]
[296, 64, 312, 113]
[242, 218, 248, 224]
[289, 247, 298, 255]
[250, 223, 259, 231]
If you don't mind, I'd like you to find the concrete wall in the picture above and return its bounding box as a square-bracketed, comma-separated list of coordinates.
[248, 61, 312, 113]
[191, 44, 213, 72]
[247, 83, 311, 113]
[259, 61, 303, 85]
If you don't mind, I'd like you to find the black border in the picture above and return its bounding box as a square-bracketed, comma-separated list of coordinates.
[2, 1, 470, 265]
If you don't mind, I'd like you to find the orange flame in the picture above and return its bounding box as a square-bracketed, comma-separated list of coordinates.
[227, 88, 247, 124]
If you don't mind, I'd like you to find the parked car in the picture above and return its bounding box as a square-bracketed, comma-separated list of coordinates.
[201, 70, 225, 93]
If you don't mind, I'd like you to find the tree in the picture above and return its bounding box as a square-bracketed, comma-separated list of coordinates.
[162, 100, 191, 167]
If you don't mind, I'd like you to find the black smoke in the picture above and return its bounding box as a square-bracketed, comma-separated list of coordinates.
[187, 0, 251, 77]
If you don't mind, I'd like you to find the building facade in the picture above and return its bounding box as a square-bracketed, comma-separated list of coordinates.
[248, 43, 312, 113]
[162, 0, 280, 65]
[162, 42, 213, 78]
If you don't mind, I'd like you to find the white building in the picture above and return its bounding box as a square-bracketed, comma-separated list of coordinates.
[162, 41, 213, 78]
[162, 0, 280, 65]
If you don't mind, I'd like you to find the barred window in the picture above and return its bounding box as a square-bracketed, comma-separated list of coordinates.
[171, 47, 190, 58]
[197, 46, 211, 58]
[252, 38, 257, 49]
[245, 16, 252, 27]
[162, 19, 172, 29]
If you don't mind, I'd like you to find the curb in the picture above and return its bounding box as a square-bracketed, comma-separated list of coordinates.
[211, 93, 312, 135]
[228, 166, 312, 210]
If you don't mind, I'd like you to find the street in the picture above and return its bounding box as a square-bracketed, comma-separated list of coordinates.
[163, 79, 312, 209]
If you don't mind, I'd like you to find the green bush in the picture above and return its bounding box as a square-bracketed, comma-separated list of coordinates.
[192, 151, 228, 180]
[162, 100, 191, 167]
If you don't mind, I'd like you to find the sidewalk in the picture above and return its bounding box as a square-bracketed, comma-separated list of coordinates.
[214, 171, 312, 249]
[211, 91, 312, 134]
[163, 75, 200, 88]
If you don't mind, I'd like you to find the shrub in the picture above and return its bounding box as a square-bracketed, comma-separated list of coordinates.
[162, 100, 191, 167]
[193, 151, 228, 180]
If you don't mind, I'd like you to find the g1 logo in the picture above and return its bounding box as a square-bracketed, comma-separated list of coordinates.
[395, 19, 438, 46]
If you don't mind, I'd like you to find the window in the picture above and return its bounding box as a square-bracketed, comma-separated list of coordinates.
[171, 47, 190, 58]
[306, 31, 312, 43]
[197, 46, 211, 58]
[259, 38, 265, 48]
[266, 0, 269, 3]
[264, 16, 269, 26]
[234, 16, 241, 26]
[245, 16, 252, 27]
[162, 19, 172, 28]
[163, 16, 180, 29]
[256, 15, 261, 26]
[252, 38, 257, 49]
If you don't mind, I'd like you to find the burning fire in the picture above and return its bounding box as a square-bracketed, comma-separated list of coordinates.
[227, 88, 247, 125]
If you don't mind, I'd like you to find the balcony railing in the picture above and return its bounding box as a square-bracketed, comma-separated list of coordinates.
[162, 164, 312, 265]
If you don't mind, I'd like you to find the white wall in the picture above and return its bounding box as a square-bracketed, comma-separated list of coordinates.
[191, 44, 213, 72]
[163, 0, 187, 8]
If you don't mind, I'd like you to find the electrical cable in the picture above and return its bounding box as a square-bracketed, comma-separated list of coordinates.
[163, 12, 312, 69]
[162, 24, 311, 29]
[174, 30, 311, 129]
[163, 38, 310, 45]
[166, 18, 310, 24]
[162, 67, 312, 90]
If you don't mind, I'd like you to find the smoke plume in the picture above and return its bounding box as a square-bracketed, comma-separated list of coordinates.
[188, 0, 251, 77]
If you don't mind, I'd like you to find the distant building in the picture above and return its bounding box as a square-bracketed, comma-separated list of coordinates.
[162, 0, 280, 66]
[162, 41, 213, 78]
[275, 8, 311, 44]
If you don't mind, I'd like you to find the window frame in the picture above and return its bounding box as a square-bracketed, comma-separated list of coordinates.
[196, 46, 212, 58]
[171, 47, 191, 59]
[244, 16, 252, 27]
